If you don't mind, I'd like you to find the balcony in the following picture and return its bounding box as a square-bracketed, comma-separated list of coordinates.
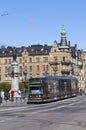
[78, 61, 83, 68]
[61, 69, 70, 75]
[61, 60, 72, 65]
[49, 61, 60, 66]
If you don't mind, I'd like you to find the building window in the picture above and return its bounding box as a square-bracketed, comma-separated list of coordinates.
[43, 57, 48, 62]
[5, 74, 8, 80]
[0, 67, 1, 73]
[36, 65, 40, 71]
[54, 49, 57, 52]
[42, 65, 48, 71]
[9, 59, 11, 64]
[29, 66, 32, 72]
[29, 58, 32, 63]
[20, 73, 22, 77]
[5, 67, 8, 73]
[46, 65, 49, 71]
[5, 59, 7, 64]
[54, 56, 57, 61]
[36, 57, 40, 62]
[36, 73, 40, 76]
[63, 57, 65, 61]
[19, 66, 22, 73]
[43, 65, 45, 71]
[19, 58, 22, 63]
[25, 59, 27, 63]
[8, 67, 11, 73]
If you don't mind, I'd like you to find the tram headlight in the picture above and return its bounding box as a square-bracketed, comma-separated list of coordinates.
[36, 95, 40, 97]
[36, 95, 41, 98]
[38, 95, 41, 98]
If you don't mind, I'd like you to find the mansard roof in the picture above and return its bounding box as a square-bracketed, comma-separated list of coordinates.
[28, 44, 52, 55]
[0, 43, 81, 59]
[0, 44, 52, 57]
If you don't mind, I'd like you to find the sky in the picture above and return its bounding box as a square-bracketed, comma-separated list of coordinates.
[0, 0, 86, 50]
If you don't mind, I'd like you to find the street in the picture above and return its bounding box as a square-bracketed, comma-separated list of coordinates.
[0, 95, 86, 130]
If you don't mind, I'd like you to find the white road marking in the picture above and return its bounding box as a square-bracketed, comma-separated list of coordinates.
[0, 120, 5, 122]
[30, 105, 65, 114]
[0, 98, 85, 113]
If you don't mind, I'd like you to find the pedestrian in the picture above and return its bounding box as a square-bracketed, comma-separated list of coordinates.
[0, 93, 2, 104]
[77, 88, 80, 95]
[9, 89, 14, 102]
[23, 88, 26, 102]
[17, 89, 22, 103]
[80, 89, 82, 96]
[1, 89, 5, 102]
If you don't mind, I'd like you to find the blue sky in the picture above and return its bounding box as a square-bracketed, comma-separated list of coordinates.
[0, 0, 86, 50]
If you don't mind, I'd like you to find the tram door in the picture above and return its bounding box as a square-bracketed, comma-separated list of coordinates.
[59, 79, 71, 97]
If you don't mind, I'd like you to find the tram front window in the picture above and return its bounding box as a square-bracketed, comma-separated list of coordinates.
[30, 87, 41, 94]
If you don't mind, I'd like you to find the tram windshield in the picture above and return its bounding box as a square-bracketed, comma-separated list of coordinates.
[29, 78, 42, 94]
[30, 87, 41, 94]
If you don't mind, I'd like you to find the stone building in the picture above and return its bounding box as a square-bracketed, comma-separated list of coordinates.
[81, 51, 86, 91]
[0, 26, 84, 90]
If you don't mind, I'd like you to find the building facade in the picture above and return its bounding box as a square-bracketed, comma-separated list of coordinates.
[0, 26, 84, 90]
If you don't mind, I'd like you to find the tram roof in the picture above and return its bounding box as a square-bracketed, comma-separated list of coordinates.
[30, 75, 77, 80]
[42, 76, 77, 80]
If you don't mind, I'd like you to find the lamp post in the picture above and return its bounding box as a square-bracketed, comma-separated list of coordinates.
[11, 47, 19, 98]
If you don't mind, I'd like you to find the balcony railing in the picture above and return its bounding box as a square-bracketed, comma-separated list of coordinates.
[49, 61, 60, 65]
[61, 69, 70, 74]
[61, 60, 72, 65]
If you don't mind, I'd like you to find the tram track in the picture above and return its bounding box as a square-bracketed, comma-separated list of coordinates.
[0, 95, 84, 114]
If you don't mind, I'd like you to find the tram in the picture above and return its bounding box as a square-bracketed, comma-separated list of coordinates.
[27, 76, 78, 103]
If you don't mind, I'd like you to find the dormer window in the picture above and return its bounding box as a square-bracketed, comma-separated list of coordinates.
[31, 49, 34, 52]
[45, 50, 48, 53]
[29, 58, 32, 63]
[36, 50, 38, 54]
[41, 48, 44, 51]
[2, 51, 5, 53]
[19, 49, 22, 53]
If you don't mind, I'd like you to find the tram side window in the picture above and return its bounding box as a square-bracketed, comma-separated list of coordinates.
[53, 80, 59, 93]
[60, 80, 71, 92]
[42, 81, 48, 94]
[43, 80, 53, 94]
[71, 80, 77, 90]
[47, 80, 54, 94]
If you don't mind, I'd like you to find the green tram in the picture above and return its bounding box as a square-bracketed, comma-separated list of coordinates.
[27, 76, 78, 103]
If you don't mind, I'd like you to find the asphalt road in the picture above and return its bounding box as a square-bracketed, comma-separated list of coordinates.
[0, 95, 86, 130]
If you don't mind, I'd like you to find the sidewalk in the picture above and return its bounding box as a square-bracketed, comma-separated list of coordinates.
[0, 97, 28, 107]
